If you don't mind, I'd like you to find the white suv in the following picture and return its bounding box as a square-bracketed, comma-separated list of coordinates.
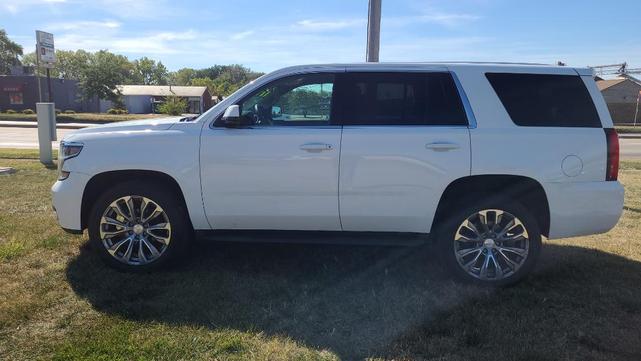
[52, 63, 624, 285]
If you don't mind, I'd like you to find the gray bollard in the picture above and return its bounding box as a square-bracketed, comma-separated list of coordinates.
[36, 103, 56, 165]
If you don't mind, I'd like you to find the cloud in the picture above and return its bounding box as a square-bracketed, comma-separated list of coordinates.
[54, 30, 200, 55]
[230, 31, 254, 41]
[46, 20, 121, 31]
[296, 19, 366, 31]
[2, 0, 66, 14]
[385, 12, 481, 28]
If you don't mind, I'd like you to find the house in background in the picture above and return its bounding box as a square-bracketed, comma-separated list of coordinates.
[0, 73, 97, 113]
[597, 77, 641, 124]
[101, 85, 213, 114]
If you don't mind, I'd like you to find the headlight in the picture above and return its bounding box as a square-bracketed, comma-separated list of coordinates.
[58, 141, 83, 180]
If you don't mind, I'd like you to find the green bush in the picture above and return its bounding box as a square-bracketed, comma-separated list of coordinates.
[107, 108, 119, 114]
[22, 109, 35, 114]
[5, 109, 17, 114]
[55, 109, 62, 114]
[157, 96, 187, 116]
[63, 109, 76, 114]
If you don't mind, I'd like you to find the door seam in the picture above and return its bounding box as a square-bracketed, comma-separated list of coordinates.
[337, 126, 344, 231]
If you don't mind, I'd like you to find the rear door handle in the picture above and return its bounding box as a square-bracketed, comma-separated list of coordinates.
[300, 142, 334, 152]
[425, 142, 460, 151]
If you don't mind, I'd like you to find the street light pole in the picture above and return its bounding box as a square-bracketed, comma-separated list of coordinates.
[366, 0, 382, 62]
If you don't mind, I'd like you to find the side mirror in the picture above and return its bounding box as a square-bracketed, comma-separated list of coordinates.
[221, 105, 249, 128]
[222, 104, 240, 119]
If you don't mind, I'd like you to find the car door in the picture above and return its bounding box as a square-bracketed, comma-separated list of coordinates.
[335, 70, 472, 233]
[200, 72, 342, 230]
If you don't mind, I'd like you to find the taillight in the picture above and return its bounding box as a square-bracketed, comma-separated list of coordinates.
[604, 128, 619, 181]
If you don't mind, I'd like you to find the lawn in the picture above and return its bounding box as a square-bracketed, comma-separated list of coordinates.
[1, 149, 640, 360]
[0, 112, 165, 124]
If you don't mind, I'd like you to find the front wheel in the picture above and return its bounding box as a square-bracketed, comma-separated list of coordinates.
[436, 200, 541, 286]
[88, 181, 191, 271]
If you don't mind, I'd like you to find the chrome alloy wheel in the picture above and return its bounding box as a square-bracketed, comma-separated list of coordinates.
[453, 209, 530, 281]
[99, 196, 171, 265]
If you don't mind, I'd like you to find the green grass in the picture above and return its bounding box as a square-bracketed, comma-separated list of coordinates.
[1, 149, 641, 360]
[0, 112, 165, 124]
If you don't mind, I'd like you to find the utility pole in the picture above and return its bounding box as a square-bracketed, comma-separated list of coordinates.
[366, 0, 382, 62]
[35, 42, 42, 102]
[46, 68, 53, 102]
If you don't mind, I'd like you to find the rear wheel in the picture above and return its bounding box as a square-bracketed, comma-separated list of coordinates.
[88, 181, 191, 271]
[436, 200, 541, 286]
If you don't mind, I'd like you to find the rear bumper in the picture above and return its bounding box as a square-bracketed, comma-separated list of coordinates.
[51, 172, 91, 232]
[545, 180, 624, 239]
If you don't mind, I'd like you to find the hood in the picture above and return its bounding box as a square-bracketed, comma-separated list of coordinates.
[68, 116, 184, 135]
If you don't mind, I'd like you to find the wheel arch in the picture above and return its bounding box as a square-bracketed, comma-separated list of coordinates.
[81, 169, 192, 231]
[433, 175, 550, 237]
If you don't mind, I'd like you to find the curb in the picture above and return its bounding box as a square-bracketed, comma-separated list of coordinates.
[619, 134, 641, 139]
[0, 121, 95, 129]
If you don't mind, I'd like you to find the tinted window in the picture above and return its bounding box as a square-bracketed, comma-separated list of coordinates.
[486, 73, 600, 127]
[336, 72, 468, 126]
[237, 73, 334, 126]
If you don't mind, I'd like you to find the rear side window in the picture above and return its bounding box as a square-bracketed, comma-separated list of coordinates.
[336, 72, 468, 126]
[486, 73, 601, 127]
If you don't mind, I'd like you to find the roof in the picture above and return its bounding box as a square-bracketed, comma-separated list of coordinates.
[117, 85, 208, 97]
[266, 62, 593, 79]
[596, 78, 628, 91]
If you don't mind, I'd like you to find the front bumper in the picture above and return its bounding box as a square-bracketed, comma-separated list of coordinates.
[51, 171, 91, 232]
[545, 180, 625, 239]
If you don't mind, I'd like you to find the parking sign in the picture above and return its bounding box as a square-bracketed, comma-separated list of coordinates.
[36, 30, 55, 68]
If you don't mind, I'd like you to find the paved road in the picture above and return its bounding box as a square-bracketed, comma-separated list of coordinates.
[1, 126, 641, 159]
[0, 127, 75, 149]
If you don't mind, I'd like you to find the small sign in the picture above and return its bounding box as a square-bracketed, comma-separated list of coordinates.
[2, 85, 23, 92]
[36, 30, 55, 68]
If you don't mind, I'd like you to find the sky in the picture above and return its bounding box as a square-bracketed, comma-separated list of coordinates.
[1, 0, 640, 73]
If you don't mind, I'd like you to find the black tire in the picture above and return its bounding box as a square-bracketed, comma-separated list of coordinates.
[88, 180, 192, 271]
[435, 199, 541, 286]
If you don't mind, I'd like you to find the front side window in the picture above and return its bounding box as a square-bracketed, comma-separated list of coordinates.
[237, 73, 334, 126]
[335, 72, 468, 126]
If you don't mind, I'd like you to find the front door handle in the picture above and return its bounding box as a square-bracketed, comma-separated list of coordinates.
[426, 142, 460, 152]
[300, 142, 334, 153]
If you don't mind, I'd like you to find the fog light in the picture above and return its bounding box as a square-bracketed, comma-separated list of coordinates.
[59, 170, 71, 180]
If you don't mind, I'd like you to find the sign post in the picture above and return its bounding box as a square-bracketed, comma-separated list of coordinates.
[36, 30, 55, 102]
[35, 31, 57, 164]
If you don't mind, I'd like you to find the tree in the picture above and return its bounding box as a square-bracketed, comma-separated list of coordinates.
[169, 65, 263, 97]
[0, 29, 23, 75]
[189, 77, 216, 94]
[157, 95, 187, 115]
[55, 50, 91, 80]
[132, 57, 168, 85]
[79, 50, 133, 104]
[22, 49, 98, 80]
[169, 68, 197, 86]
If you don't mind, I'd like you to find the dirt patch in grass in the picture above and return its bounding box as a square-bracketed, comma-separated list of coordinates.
[1, 150, 641, 360]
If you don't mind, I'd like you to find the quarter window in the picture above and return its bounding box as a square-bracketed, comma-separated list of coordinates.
[237, 73, 334, 126]
[336, 72, 468, 126]
[486, 73, 601, 127]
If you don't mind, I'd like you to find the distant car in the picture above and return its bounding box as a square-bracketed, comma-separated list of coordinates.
[52, 62, 624, 285]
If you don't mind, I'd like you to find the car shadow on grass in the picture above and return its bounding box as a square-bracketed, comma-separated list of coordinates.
[66, 240, 641, 360]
